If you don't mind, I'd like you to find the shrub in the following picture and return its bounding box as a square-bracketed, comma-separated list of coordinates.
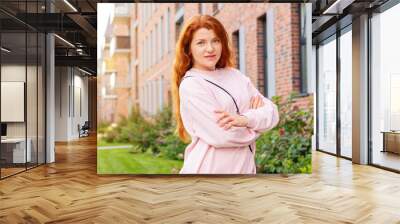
[255, 93, 313, 174]
[98, 121, 111, 134]
[99, 94, 313, 173]
[158, 125, 187, 160]
[120, 107, 158, 153]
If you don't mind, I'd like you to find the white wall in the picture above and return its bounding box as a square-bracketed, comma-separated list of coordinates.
[55, 67, 89, 141]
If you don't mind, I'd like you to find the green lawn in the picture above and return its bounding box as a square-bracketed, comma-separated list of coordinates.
[97, 148, 183, 174]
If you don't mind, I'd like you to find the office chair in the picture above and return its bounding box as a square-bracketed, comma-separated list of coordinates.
[79, 121, 90, 138]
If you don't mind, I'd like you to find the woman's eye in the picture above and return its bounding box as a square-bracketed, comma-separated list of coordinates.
[197, 42, 205, 45]
[213, 39, 220, 43]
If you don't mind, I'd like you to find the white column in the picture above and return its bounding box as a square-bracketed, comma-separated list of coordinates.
[46, 33, 55, 163]
[352, 14, 369, 164]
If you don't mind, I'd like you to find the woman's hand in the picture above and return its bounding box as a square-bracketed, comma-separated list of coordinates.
[250, 95, 265, 109]
[214, 110, 249, 130]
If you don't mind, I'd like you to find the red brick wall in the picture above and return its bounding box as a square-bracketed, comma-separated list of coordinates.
[99, 3, 312, 123]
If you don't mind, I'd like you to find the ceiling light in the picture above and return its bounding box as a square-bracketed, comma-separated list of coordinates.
[0, 47, 11, 53]
[54, 34, 75, 48]
[1, 47, 11, 53]
[63, 0, 78, 12]
[78, 67, 93, 76]
[322, 0, 355, 15]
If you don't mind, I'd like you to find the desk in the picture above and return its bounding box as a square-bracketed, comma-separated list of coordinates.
[1, 138, 31, 163]
[381, 131, 400, 155]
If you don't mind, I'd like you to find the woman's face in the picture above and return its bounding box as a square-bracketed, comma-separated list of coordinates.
[190, 28, 222, 71]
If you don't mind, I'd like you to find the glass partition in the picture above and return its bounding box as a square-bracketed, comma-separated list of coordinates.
[1, 30, 28, 177]
[317, 35, 337, 155]
[371, 3, 400, 171]
[0, 1, 46, 179]
[339, 26, 352, 158]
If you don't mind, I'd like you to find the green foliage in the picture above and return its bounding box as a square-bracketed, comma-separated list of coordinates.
[255, 93, 313, 174]
[157, 127, 186, 160]
[99, 94, 313, 173]
[100, 106, 188, 159]
[97, 121, 111, 134]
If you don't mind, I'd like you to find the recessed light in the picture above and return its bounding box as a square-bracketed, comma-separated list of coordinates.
[63, 0, 78, 12]
[54, 34, 75, 48]
[1, 47, 11, 53]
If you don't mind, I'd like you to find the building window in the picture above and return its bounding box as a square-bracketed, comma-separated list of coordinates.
[160, 16, 164, 58]
[300, 4, 307, 94]
[127, 60, 132, 85]
[176, 17, 184, 43]
[300, 3, 312, 94]
[231, 28, 246, 74]
[151, 30, 154, 67]
[135, 27, 138, 59]
[199, 3, 202, 14]
[135, 65, 139, 102]
[211, 3, 223, 15]
[257, 10, 275, 98]
[176, 3, 184, 11]
[155, 23, 159, 62]
[140, 41, 143, 73]
[143, 37, 148, 71]
[167, 8, 171, 53]
[257, 15, 267, 96]
[158, 21, 162, 61]
[145, 37, 148, 70]
[238, 26, 246, 75]
[232, 30, 239, 69]
[212, 4, 218, 15]
[159, 76, 164, 111]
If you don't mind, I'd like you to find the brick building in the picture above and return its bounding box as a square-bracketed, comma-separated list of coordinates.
[98, 3, 133, 123]
[98, 3, 313, 123]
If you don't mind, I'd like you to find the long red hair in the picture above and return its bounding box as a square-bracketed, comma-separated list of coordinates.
[171, 15, 234, 143]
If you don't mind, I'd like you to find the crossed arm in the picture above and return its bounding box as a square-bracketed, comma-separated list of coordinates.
[179, 77, 279, 148]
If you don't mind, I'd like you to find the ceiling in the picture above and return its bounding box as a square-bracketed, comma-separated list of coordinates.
[0, 0, 114, 75]
[8, 0, 389, 73]
[311, 0, 391, 43]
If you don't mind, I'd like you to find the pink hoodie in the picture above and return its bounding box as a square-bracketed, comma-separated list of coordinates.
[178, 67, 279, 174]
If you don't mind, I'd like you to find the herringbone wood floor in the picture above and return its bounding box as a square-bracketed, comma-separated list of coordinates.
[0, 135, 399, 224]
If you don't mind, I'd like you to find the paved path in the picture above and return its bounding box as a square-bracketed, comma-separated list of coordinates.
[97, 145, 132, 150]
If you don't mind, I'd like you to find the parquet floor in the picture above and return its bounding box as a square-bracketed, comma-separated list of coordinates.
[0, 135, 399, 223]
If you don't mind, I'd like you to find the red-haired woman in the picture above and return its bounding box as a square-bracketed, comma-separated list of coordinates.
[171, 15, 279, 174]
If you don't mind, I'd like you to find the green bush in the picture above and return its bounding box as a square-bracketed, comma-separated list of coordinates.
[102, 124, 119, 143]
[157, 125, 187, 160]
[105, 106, 186, 156]
[255, 93, 313, 174]
[98, 121, 111, 134]
[119, 107, 159, 153]
[99, 95, 313, 173]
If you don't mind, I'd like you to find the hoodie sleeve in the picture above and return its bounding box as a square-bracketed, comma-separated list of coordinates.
[179, 77, 260, 148]
[240, 75, 280, 133]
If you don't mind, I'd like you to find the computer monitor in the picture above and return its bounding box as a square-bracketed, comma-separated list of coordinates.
[1, 123, 7, 137]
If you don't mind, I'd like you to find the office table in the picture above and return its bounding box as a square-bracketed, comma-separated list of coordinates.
[381, 131, 400, 155]
[1, 138, 32, 164]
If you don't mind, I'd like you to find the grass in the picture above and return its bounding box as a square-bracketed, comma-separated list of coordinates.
[97, 148, 184, 174]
